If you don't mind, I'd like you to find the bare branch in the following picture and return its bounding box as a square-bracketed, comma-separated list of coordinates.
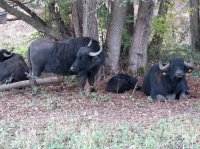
[7, 18, 19, 21]
[0, 1, 65, 40]
[9, 0, 46, 26]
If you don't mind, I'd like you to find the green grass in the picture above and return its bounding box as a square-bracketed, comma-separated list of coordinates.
[0, 114, 199, 149]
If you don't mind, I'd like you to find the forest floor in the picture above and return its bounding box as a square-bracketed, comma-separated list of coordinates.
[0, 75, 200, 129]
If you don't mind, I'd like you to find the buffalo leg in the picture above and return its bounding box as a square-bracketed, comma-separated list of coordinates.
[87, 74, 96, 92]
[179, 92, 188, 100]
[166, 94, 176, 100]
[156, 94, 166, 102]
[28, 72, 39, 96]
[78, 74, 87, 95]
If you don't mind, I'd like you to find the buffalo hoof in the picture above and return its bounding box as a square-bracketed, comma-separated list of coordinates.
[90, 87, 96, 92]
[179, 93, 188, 100]
[79, 90, 85, 96]
[31, 86, 40, 96]
[156, 95, 166, 102]
[185, 89, 191, 95]
[166, 94, 176, 100]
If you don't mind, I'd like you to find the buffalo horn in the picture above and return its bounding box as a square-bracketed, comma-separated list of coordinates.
[87, 39, 92, 46]
[89, 46, 102, 57]
[3, 52, 12, 57]
[184, 58, 194, 68]
[159, 60, 170, 70]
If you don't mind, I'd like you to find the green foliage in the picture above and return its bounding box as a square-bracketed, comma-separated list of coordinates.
[89, 93, 112, 102]
[0, 115, 199, 148]
[64, 75, 77, 83]
[98, 4, 110, 42]
[148, 0, 193, 69]
[152, 16, 169, 37]
[121, 28, 132, 57]
[14, 44, 28, 59]
[57, 3, 72, 28]
[13, 32, 44, 59]
[29, 32, 45, 41]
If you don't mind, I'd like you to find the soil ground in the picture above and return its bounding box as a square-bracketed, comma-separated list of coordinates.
[0, 75, 200, 129]
[0, 16, 200, 132]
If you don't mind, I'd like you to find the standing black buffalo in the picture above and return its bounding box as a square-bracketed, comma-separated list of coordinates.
[0, 49, 29, 84]
[106, 74, 138, 93]
[142, 58, 193, 101]
[28, 37, 104, 94]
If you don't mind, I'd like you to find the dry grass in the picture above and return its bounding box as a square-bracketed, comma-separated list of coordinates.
[0, 12, 36, 48]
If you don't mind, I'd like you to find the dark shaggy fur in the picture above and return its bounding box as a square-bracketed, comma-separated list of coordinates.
[106, 74, 138, 93]
[142, 58, 193, 100]
[28, 37, 104, 93]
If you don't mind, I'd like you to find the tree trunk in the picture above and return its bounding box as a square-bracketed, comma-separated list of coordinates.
[105, 1, 127, 74]
[0, 77, 64, 91]
[189, 0, 200, 52]
[0, 1, 65, 40]
[128, 0, 155, 74]
[48, 2, 72, 37]
[82, 0, 99, 40]
[72, 1, 82, 37]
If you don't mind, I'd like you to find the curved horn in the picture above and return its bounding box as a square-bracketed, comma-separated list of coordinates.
[87, 39, 92, 46]
[3, 51, 12, 57]
[184, 58, 194, 68]
[89, 45, 102, 57]
[159, 60, 170, 70]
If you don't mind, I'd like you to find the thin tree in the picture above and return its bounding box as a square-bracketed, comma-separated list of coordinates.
[48, 1, 72, 37]
[72, 0, 82, 37]
[189, 0, 200, 52]
[105, 0, 127, 74]
[82, 0, 99, 40]
[128, 0, 155, 74]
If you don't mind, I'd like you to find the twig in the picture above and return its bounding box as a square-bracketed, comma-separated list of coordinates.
[131, 81, 138, 96]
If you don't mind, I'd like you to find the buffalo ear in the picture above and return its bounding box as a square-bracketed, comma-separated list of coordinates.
[3, 51, 12, 57]
[185, 66, 193, 73]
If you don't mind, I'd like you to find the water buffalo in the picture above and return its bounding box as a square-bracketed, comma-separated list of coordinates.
[142, 58, 193, 101]
[28, 37, 104, 94]
[106, 74, 138, 93]
[0, 49, 29, 84]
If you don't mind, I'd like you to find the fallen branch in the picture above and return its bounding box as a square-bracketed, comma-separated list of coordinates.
[0, 77, 64, 91]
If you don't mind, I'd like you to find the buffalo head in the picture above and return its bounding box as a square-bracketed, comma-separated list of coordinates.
[70, 46, 102, 73]
[0, 49, 12, 61]
[159, 58, 193, 82]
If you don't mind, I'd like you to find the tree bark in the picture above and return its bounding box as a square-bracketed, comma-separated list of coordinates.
[0, 1, 65, 40]
[128, 0, 155, 74]
[9, 0, 46, 26]
[82, 0, 99, 40]
[105, 1, 127, 74]
[72, 1, 82, 37]
[189, 0, 200, 52]
[0, 77, 64, 91]
[48, 2, 72, 37]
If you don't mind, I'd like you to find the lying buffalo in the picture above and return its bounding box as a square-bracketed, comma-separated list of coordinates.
[0, 49, 13, 61]
[0, 49, 29, 83]
[28, 37, 104, 94]
[142, 58, 193, 101]
[106, 74, 138, 93]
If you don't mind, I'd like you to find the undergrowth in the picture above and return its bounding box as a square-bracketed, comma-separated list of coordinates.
[0, 114, 199, 149]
